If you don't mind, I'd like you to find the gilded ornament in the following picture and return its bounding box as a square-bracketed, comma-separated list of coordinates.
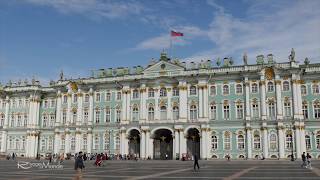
[265, 68, 274, 80]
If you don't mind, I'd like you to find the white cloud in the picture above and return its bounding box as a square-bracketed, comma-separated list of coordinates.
[24, 0, 145, 20]
[186, 0, 320, 64]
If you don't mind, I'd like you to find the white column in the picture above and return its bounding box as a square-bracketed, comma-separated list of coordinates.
[35, 98, 40, 127]
[4, 96, 10, 128]
[88, 88, 94, 126]
[201, 128, 207, 159]
[121, 90, 127, 122]
[55, 91, 62, 126]
[278, 126, 285, 159]
[275, 79, 283, 120]
[300, 124, 307, 154]
[126, 90, 131, 121]
[296, 81, 303, 119]
[140, 130, 146, 159]
[87, 131, 92, 154]
[1, 131, 7, 152]
[179, 82, 187, 121]
[148, 135, 153, 159]
[124, 134, 129, 155]
[167, 87, 172, 120]
[246, 128, 252, 159]
[154, 88, 159, 120]
[145, 130, 150, 159]
[294, 125, 301, 158]
[77, 90, 83, 126]
[65, 132, 70, 154]
[245, 81, 251, 120]
[120, 130, 124, 155]
[260, 80, 267, 120]
[206, 130, 211, 159]
[174, 129, 179, 158]
[203, 85, 209, 119]
[179, 130, 186, 158]
[75, 131, 81, 153]
[198, 86, 203, 118]
[140, 88, 146, 121]
[292, 80, 299, 119]
[66, 91, 72, 125]
[262, 128, 269, 158]
[54, 132, 60, 154]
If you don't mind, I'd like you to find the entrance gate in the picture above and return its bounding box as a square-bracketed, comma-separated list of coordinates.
[153, 129, 173, 160]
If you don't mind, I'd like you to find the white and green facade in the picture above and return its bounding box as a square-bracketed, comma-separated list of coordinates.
[0, 52, 320, 160]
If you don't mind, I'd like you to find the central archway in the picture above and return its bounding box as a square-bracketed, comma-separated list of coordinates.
[187, 128, 200, 159]
[128, 129, 140, 158]
[153, 129, 173, 160]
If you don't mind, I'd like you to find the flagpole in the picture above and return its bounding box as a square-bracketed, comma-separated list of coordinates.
[169, 30, 173, 59]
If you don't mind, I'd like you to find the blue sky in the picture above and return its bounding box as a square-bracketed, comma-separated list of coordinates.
[0, 0, 319, 85]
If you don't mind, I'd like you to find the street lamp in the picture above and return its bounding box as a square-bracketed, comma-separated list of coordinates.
[286, 124, 295, 161]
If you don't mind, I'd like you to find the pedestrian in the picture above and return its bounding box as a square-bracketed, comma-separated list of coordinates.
[301, 152, 307, 168]
[193, 154, 200, 171]
[60, 153, 64, 164]
[74, 151, 85, 180]
[49, 154, 52, 163]
[83, 153, 87, 161]
[12, 152, 15, 160]
[227, 154, 231, 161]
[306, 153, 312, 169]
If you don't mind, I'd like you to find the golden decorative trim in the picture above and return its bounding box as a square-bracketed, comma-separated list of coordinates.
[259, 81, 265, 85]
[283, 76, 289, 80]
[275, 80, 281, 85]
[178, 86, 187, 90]
[77, 92, 83, 97]
[223, 81, 228, 84]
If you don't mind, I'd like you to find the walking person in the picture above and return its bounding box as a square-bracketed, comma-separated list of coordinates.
[74, 151, 85, 180]
[301, 152, 307, 168]
[306, 153, 312, 169]
[193, 154, 200, 171]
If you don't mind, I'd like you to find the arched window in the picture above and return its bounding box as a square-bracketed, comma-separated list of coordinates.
[43, 114, 48, 127]
[71, 136, 76, 151]
[132, 89, 139, 99]
[210, 103, 216, 120]
[95, 108, 100, 123]
[106, 92, 111, 101]
[0, 114, 5, 127]
[286, 133, 293, 149]
[210, 86, 216, 96]
[224, 132, 231, 150]
[237, 135, 245, 150]
[160, 106, 167, 120]
[73, 94, 78, 103]
[82, 134, 87, 150]
[190, 105, 197, 120]
[254, 135, 261, 149]
[236, 84, 243, 94]
[305, 135, 311, 150]
[312, 84, 319, 94]
[148, 88, 155, 97]
[160, 88, 167, 97]
[85, 94, 89, 102]
[173, 106, 179, 120]
[95, 92, 101, 102]
[267, 82, 274, 92]
[301, 85, 307, 95]
[190, 86, 197, 95]
[283, 81, 290, 91]
[72, 110, 77, 124]
[173, 87, 179, 96]
[116, 107, 121, 123]
[314, 102, 320, 119]
[223, 85, 229, 95]
[148, 106, 154, 120]
[251, 83, 258, 93]
[105, 107, 111, 122]
[132, 105, 139, 121]
[63, 95, 67, 103]
[284, 101, 291, 117]
[223, 101, 230, 120]
[270, 134, 277, 150]
[212, 135, 218, 150]
[116, 92, 122, 100]
[268, 101, 275, 119]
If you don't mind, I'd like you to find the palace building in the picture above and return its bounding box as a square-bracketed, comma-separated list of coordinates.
[0, 50, 320, 160]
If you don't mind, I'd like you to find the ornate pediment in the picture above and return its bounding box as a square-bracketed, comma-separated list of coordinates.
[143, 60, 185, 74]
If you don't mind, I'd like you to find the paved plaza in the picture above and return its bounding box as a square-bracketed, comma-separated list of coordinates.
[0, 159, 320, 180]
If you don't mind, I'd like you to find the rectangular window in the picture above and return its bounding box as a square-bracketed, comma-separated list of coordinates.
[84, 110, 89, 124]
[210, 105, 216, 120]
[173, 88, 179, 96]
[252, 104, 259, 118]
[284, 102, 291, 117]
[314, 104, 320, 119]
[236, 105, 243, 119]
[116, 92, 121, 100]
[105, 108, 111, 122]
[223, 105, 230, 120]
[95, 110, 100, 123]
[106, 92, 111, 101]
[303, 104, 308, 119]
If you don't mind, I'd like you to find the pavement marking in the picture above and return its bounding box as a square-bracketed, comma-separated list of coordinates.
[310, 167, 320, 176]
[222, 166, 257, 180]
[125, 167, 192, 180]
